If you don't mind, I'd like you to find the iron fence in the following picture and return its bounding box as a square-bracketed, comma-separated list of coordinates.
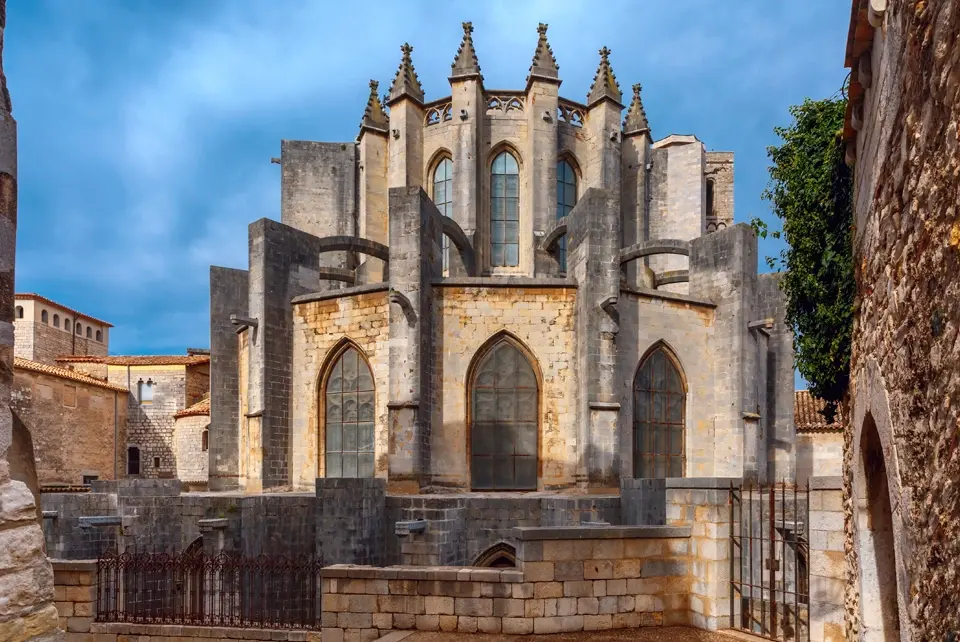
[96, 550, 323, 629]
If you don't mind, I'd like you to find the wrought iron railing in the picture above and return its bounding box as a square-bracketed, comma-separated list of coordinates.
[96, 550, 323, 629]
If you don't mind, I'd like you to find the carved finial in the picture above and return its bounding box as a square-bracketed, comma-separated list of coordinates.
[587, 45, 622, 108]
[388, 43, 424, 105]
[623, 83, 650, 136]
[450, 20, 482, 81]
[526, 22, 560, 87]
[359, 79, 389, 137]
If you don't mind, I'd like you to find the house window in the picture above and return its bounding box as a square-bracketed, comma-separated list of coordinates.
[96, 330, 103, 342]
[556, 159, 578, 272]
[86, 326, 92, 338]
[470, 337, 538, 490]
[15, 305, 22, 319]
[127, 447, 140, 475]
[138, 379, 154, 404]
[432, 157, 453, 275]
[323, 346, 375, 478]
[82, 475, 98, 486]
[633, 346, 686, 478]
[201, 429, 209, 452]
[76, 323, 82, 335]
[706, 178, 715, 218]
[41, 310, 48, 324]
[490, 151, 520, 267]
[53, 314, 60, 328]
[64, 318, 71, 332]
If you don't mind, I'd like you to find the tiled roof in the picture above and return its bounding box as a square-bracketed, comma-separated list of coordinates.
[795, 390, 844, 432]
[14, 358, 129, 393]
[55, 355, 211, 366]
[174, 397, 210, 419]
[15, 293, 114, 327]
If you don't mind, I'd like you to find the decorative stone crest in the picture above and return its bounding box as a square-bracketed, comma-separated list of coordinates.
[587, 46, 622, 108]
[450, 21, 482, 81]
[388, 43, 424, 105]
[359, 79, 389, 136]
[623, 83, 650, 136]
[526, 22, 560, 86]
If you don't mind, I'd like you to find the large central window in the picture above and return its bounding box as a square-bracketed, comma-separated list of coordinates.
[633, 346, 685, 478]
[432, 157, 453, 275]
[324, 346, 375, 478]
[471, 338, 538, 490]
[490, 151, 520, 268]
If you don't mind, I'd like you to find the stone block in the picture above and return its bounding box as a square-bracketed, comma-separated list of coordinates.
[578, 597, 600, 615]
[477, 617, 501, 633]
[479, 582, 511, 598]
[523, 561, 554, 582]
[415, 614, 439, 631]
[68, 617, 94, 633]
[613, 558, 642, 579]
[454, 597, 492, 617]
[55, 601, 73, 618]
[371, 613, 392, 630]
[75, 601, 94, 617]
[543, 599, 558, 617]
[439, 615, 458, 632]
[424, 596, 454, 615]
[512, 583, 534, 599]
[365, 580, 389, 595]
[492, 598, 524, 618]
[345, 594, 378, 613]
[456, 616, 478, 633]
[624, 539, 663, 558]
[534, 582, 563, 598]
[635, 595, 665, 612]
[337, 613, 372, 629]
[584, 560, 613, 580]
[592, 539, 624, 559]
[543, 540, 591, 561]
[525, 599, 545, 618]
[641, 559, 688, 578]
[502, 617, 534, 635]
[392, 614, 415, 630]
[557, 597, 578, 616]
[534, 615, 583, 634]
[613, 611, 645, 628]
[606, 578, 627, 596]
[555, 560, 584, 581]
[584, 614, 613, 631]
[617, 596, 636, 613]
[564, 580, 594, 597]
[321, 628, 343, 642]
[810, 550, 846, 580]
[593, 580, 607, 597]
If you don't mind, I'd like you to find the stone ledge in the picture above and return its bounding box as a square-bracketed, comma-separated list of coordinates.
[51, 559, 98, 572]
[664, 477, 741, 490]
[809, 476, 843, 490]
[90, 622, 319, 640]
[432, 277, 577, 288]
[619, 285, 716, 309]
[510, 526, 691, 540]
[321, 565, 523, 583]
[292, 283, 389, 304]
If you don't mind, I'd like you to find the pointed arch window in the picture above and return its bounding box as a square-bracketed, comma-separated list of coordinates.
[557, 160, 578, 272]
[324, 345, 375, 478]
[471, 338, 538, 490]
[490, 151, 520, 267]
[432, 157, 453, 275]
[633, 346, 685, 478]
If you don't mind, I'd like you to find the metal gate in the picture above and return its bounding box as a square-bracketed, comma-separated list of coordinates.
[730, 482, 810, 641]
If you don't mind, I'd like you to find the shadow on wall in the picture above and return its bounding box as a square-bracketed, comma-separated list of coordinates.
[9, 410, 43, 524]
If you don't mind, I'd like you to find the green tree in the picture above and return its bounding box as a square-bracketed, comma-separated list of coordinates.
[753, 95, 854, 420]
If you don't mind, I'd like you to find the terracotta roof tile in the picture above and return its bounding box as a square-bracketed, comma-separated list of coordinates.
[795, 390, 844, 432]
[14, 358, 129, 393]
[175, 397, 210, 419]
[55, 355, 210, 366]
[15, 293, 114, 327]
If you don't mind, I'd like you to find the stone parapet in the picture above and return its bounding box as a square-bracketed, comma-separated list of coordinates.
[89, 623, 321, 641]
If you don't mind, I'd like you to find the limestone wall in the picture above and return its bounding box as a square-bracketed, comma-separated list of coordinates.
[796, 432, 843, 485]
[173, 414, 209, 484]
[11, 368, 127, 486]
[844, 0, 960, 638]
[808, 478, 845, 642]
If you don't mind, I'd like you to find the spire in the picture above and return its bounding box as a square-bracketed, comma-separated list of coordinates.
[359, 80, 389, 136]
[586, 47, 622, 108]
[450, 22, 482, 81]
[526, 23, 560, 86]
[623, 83, 650, 136]
[0, 0, 10, 114]
[388, 43, 424, 105]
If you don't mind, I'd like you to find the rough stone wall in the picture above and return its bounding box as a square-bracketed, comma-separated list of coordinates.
[173, 415, 208, 484]
[30, 322, 104, 365]
[184, 364, 208, 407]
[616, 289, 715, 478]
[42, 492, 119, 560]
[208, 266, 248, 491]
[316, 478, 385, 565]
[704, 152, 733, 232]
[108, 366, 187, 479]
[290, 287, 390, 489]
[431, 283, 577, 489]
[280, 140, 357, 244]
[756, 273, 796, 482]
[11, 369, 126, 485]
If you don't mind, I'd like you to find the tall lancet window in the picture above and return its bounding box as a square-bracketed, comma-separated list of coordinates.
[633, 346, 685, 478]
[490, 151, 520, 267]
[432, 157, 453, 275]
[556, 160, 578, 272]
[324, 346, 375, 478]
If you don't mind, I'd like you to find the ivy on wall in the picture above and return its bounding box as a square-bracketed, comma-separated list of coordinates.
[752, 95, 854, 420]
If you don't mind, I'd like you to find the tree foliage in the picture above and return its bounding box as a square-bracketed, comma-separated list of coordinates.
[753, 96, 854, 419]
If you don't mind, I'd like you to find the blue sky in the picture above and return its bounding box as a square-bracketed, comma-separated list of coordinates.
[9, 0, 850, 387]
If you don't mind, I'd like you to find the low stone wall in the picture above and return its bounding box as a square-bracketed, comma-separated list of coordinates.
[321, 525, 692, 640]
[51, 560, 97, 636]
[88, 623, 320, 641]
[808, 477, 845, 642]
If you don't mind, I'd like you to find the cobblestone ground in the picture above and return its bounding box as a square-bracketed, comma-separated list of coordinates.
[407, 627, 741, 642]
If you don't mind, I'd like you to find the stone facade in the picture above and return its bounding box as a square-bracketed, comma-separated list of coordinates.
[842, 1, 960, 640]
[11, 358, 128, 486]
[13, 294, 111, 365]
[208, 23, 796, 497]
[173, 397, 209, 487]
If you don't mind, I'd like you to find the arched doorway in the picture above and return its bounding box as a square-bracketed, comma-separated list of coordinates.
[469, 335, 539, 490]
[857, 413, 901, 641]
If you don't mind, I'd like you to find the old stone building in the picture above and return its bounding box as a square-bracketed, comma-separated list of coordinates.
[794, 390, 843, 485]
[11, 358, 128, 487]
[208, 23, 796, 497]
[56, 354, 210, 481]
[842, 0, 960, 640]
[173, 395, 210, 490]
[14, 293, 111, 365]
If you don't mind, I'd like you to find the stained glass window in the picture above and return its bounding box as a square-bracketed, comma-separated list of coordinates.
[471, 340, 538, 490]
[490, 152, 520, 267]
[325, 346, 375, 478]
[556, 160, 577, 272]
[433, 157, 453, 275]
[633, 347, 685, 478]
